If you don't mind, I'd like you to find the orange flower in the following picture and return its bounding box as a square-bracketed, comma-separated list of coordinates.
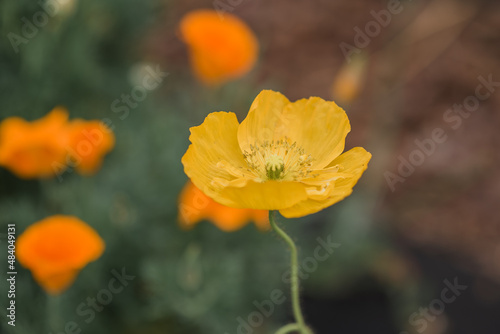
[178, 181, 269, 232]
[0, 107, 115, 179]
[0, 108, 69, 179]
[179, 9, 259, 85]
[331, 54, 367, 105]
[16, 215, 105, 294]
[66, 120, 115, 174]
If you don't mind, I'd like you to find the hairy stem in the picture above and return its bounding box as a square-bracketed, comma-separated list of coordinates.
[269, 211, 312, 334]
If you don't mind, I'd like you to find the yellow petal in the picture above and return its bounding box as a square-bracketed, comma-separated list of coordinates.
[280, 147, 371, 218]
[237, 91, 350, 169]
[182, 112, 253, 202]
[218, 180, 308, 210]
[237, 90, 291, 151]
[281, 97, 350, 169]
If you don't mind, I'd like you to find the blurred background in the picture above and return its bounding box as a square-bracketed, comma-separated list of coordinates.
[1, 0, 500, 333]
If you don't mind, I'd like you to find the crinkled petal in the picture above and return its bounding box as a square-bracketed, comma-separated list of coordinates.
[280, 147, 371, 218]
[280, 97, 350, 169]
[182, 112, 254, 202]
[237, 91, 350, 170]
[237, 90, 291, 151]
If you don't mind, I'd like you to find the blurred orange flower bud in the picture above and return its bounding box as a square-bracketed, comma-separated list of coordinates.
[178, 181, 269, 232]
[66, 120, 115, 175]
[331, 54, 368, 105]
[16, 215, 105, 294]
[0, 108, 69, 179]
[179, 9, 259, 85]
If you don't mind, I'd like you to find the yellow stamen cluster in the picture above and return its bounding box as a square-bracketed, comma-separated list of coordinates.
[243, 138, 314, 181]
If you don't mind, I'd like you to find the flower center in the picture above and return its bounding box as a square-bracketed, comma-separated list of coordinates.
[243, 137, 313, 181]
[265, 154, 284, 180]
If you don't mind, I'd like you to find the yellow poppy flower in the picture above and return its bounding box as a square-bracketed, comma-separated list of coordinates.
[0, 108, 69, 179]
[16, 215, 105, 294]
[178, 180, 269, 232]
[179, 9, 259, 85]
[182, 90, 371, 218]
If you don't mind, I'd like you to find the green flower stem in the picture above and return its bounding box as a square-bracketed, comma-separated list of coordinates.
[275, 323, 300, 334]
[47, 295, 61, 332]
[269, 211, 312, 334]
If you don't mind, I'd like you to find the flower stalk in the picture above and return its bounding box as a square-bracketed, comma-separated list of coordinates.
[269, 211, 313, 334]
[47, 295, 61, 332]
